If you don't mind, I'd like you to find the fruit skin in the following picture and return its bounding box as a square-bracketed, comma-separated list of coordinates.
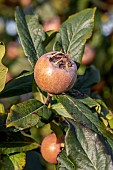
[34, 51, 77, 95]
[40, 133, 63, 164]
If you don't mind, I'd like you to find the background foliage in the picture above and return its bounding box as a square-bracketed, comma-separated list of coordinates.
[0, 0, 113, 170]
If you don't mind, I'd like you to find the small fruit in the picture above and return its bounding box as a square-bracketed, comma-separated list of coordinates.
[40, 133, 63, 164]
[82, 44, 95, 65]
[43, 17, 61, 32]
[34, 51, 77, 95]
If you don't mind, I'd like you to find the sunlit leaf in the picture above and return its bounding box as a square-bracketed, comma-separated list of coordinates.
[54, 8, 96, 63]
[57, 94, 113, 150]
[9, 152, 26, 170]
[0, 42, 8, 92]
[6, 99, 52, 130]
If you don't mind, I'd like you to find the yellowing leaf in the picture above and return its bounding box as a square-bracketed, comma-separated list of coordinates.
[0, 103, 5, 114]
[106, 111, 113, 120]
[9, 152, 26, 170]
[100, 117, 108, 127]
[108, 118, 113, 129]
[0, 42, 8, 92]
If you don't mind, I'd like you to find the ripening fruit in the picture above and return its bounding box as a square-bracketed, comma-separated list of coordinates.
[43, 17, 61, 32]
[40, 133, 63, 164]
[34, 51, 77, 95]
[82, 44, 95, 65]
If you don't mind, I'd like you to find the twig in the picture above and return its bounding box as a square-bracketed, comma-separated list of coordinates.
[45, 93, 53, 106]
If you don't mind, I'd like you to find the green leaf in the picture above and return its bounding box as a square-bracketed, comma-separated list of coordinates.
[26, 14, 46, 57]
[44, 30, 57, 51]
[33, 82, 47, 104]
[57, 94, 113, 150]
[52, 103, 73, 119]
[54, 8, 96, 63]
[67, 90, 101, 112]
[73, 65, 100, 95]
[58, 120, 113, 170]
[0, 42, 8, 92]
[0, 141, 38, 154]
[0, 71, 33, 98]
[15, 7, 44, 67]
[6, 99, 52, 130]
[0, 132, 39, 154]
[58, 150, 75, 170]
[1, 156, 14, 170]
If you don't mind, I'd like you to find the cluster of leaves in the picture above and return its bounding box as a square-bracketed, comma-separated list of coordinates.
[0, 7, 113, 170]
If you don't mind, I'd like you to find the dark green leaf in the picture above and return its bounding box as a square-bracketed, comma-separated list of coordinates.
[73, 65, 100, 95]
[54, 8, 96, 63]
[57, 149, 75, 170]
[58, 120, 113, 170]
[26, 14, 46, 58]
[0, 132, 39, 154]
[44, 30, 57, 51]
[6, 99, 52, 130]
[0, 71, 33, 98]
[57, 94, 113, 150]
[67, 90, 100, 111]
[15, 7, 37, 67]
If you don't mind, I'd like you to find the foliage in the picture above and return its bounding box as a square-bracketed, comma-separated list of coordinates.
[0, 3, 113, 170]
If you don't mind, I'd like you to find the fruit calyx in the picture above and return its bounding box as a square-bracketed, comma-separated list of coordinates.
[48, 51, 73, 70]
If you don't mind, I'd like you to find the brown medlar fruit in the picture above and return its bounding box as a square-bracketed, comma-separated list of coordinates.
[34, 51, 77, 95]
[40, 133, 64, 164]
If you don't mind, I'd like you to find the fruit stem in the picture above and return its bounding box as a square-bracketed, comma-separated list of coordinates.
[45, 93, 52, 106]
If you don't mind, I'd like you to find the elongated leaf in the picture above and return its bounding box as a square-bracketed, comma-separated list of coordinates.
[26, 14, 46, 57]
[67, 90, 101, 112]
[0, 131, 39, 154]
[15, 7, 39, 66]
[57, 94, 113, 150]
[54, 8, 96, 63]
[58, 120, 113, 170]
[15, 7, 37, 66]
[0, 141, 38, 155]
[0, 42, 8, 92]
[0, 71, 33, 98]
[6, 99, 52, 130]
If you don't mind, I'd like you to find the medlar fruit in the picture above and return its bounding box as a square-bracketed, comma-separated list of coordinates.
[40, 133, 63, 164]
[34, 51, 77, 95]
[82, 44, 95, 65]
